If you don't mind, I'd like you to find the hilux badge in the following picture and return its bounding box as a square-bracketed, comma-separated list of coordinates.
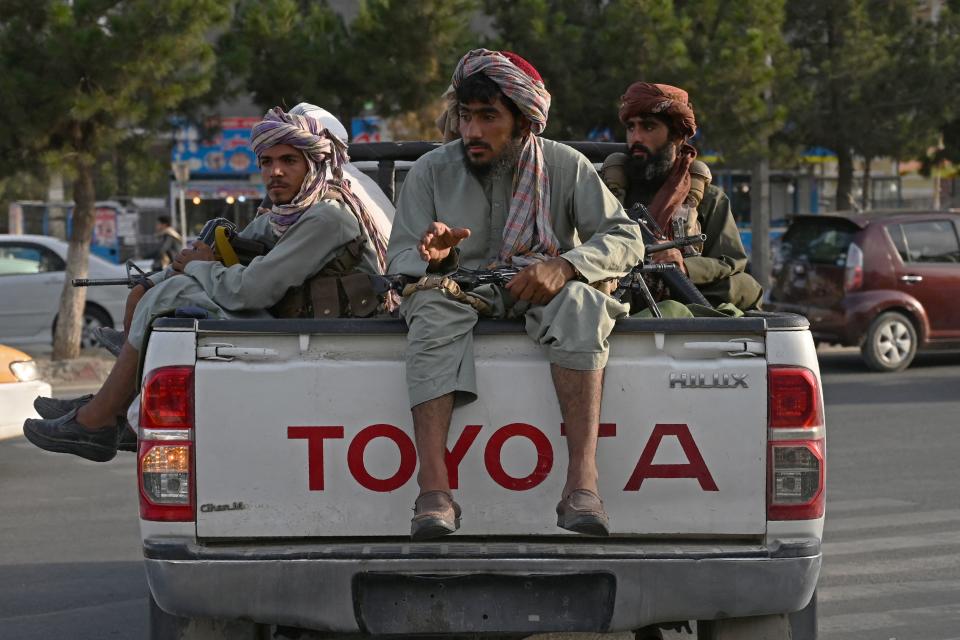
[669, 372, 749, 389]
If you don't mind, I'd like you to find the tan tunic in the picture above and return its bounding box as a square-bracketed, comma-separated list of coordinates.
[128, 200, 380, 349]
[387, 139, 644, 408]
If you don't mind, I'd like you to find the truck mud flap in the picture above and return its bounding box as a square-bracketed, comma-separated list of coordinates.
[353, 572, 615, 634]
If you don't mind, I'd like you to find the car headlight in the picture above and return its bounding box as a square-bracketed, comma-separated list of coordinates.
[9, 360, 39, 382]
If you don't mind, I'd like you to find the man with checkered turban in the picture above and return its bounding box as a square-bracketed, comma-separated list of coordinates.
[601, 81, 762, 310]
[387, 49, 644, 540]
[24, 107, 388, 464]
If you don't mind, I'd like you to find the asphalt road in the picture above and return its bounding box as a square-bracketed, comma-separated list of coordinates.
[1, 348, 959, 639]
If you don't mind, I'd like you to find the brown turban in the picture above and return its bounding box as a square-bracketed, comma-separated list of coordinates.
[618, 82, 697, 141]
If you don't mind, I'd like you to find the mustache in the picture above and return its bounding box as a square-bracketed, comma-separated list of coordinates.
[629, 143, 652, 155]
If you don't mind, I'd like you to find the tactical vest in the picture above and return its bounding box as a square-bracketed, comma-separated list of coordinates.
[600, 154, 712, 253]
[270, 235, 384, 319]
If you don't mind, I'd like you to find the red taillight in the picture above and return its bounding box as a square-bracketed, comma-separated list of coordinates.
[141, 366, 194, 429]
[769, 366, 823, 429]
[139, 366, 194, 522]
[844, 242, 863, 291]
[768, 366, 826, 520]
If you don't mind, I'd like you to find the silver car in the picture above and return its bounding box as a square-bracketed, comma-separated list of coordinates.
[0, 234, 138, 347]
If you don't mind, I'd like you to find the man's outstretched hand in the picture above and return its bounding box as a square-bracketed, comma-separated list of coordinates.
[505, 257, 576, 306]
[172, 241, 217, 273]
[419, 222, 471, 269]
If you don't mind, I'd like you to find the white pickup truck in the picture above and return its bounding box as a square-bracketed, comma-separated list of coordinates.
[136, 142, 824, 640]
[136, 310, 824, 640]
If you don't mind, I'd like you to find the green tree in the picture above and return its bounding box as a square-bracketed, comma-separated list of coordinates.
[483, 0, 791, 161]
[218, 0, 477, 129]
[925, 1, 960, 175]
[784, 0, 952, 209]
[216, 0, 355, 121]
[0, 0, 229, 359]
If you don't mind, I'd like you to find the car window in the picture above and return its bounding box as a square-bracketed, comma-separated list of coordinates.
[895, 220, 960, 263]
[780, 220, 856, 265]
[0, 243, 66, 275]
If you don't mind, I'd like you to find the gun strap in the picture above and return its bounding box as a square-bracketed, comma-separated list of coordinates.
[401, 275, 493, 316]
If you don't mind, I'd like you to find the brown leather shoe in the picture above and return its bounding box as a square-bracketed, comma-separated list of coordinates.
[411, 490, 462, 540]
[556, 489, 610, 536]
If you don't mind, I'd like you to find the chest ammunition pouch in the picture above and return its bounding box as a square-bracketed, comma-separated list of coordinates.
[271, 236, 384, 319]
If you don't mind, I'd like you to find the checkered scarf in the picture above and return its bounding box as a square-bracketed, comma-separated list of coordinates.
[451, 49, 559, 264]
[250, 108, 388, 274]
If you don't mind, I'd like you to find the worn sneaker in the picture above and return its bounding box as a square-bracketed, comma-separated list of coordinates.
[556, 489, 610, 536]
[33, 394, 94, 420]
[410, 490, 462, 540]
[23, 409, 120, 462]
[92, 326, 126, 357]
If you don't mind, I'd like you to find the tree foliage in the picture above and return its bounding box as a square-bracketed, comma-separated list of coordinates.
[218, 0, 478, 128]
[0, 0, 228, 358]
[783, 0, 954, 208]
[482, 0, 791, 162]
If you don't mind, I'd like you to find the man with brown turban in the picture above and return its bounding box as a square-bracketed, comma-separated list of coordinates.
[601, 82, 763, 310]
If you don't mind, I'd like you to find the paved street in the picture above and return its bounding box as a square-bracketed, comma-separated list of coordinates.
[1, 348, 959, 639]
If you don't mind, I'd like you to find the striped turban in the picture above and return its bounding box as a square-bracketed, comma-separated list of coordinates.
[250, 107, 388, 273]
[448, 49, 559, 264]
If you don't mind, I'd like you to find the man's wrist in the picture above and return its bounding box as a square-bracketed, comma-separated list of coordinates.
[557, 257, 582, 282]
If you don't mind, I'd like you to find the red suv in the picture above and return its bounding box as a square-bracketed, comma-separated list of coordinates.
[768, 210, 960, 372]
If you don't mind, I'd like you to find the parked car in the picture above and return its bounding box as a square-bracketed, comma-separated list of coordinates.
[0, 344, 51, 439]
[768, 210, 960, 371]
[0, 234, 140, 347]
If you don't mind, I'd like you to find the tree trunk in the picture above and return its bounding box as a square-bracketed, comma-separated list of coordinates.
[835, 146, 855, 211]
[861, 156, 872, 210]
[51, 156, 96, 360]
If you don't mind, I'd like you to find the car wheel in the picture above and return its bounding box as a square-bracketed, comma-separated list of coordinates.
[81, 306, 113, 350]
[861, 311, 917, 372]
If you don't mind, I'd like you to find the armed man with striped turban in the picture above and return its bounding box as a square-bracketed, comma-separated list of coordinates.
[388, 49, 644, 540]
[24, 107, 389, 463]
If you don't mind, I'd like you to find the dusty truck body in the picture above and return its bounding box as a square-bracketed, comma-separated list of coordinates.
[135, 143, 825, 640]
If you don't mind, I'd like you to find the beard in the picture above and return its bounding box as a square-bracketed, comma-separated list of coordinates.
[626, 141, 677, 185]
[462, 133, 524, 180]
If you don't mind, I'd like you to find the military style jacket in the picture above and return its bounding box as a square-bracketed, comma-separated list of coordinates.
[613, 179, 749, 287]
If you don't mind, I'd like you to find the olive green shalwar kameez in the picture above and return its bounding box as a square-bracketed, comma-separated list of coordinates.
[388, 139, 644, 408]
[603, 167, 763, 310]
[127, 200, 380, 350]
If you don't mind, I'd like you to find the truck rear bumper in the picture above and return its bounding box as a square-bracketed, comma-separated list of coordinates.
[144, 537, 820, 633]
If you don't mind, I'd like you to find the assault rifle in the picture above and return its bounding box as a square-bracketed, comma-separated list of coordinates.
[619, 203, 713, 316]
[71, 259, 157, 289]
[72, 217, 267, 288]
[373, 232, 708, 320]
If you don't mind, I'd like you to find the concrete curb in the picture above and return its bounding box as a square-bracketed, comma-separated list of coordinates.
[33, 353, 114, 389]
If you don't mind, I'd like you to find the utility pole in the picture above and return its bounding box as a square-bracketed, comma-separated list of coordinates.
[750, 154, 771, 291]
[750, 54, 774, 292]
[171, 161, 191, 237]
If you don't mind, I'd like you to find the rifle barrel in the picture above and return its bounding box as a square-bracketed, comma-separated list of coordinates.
[646, 233, 707, 254]
[72, 278, 134, 287]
